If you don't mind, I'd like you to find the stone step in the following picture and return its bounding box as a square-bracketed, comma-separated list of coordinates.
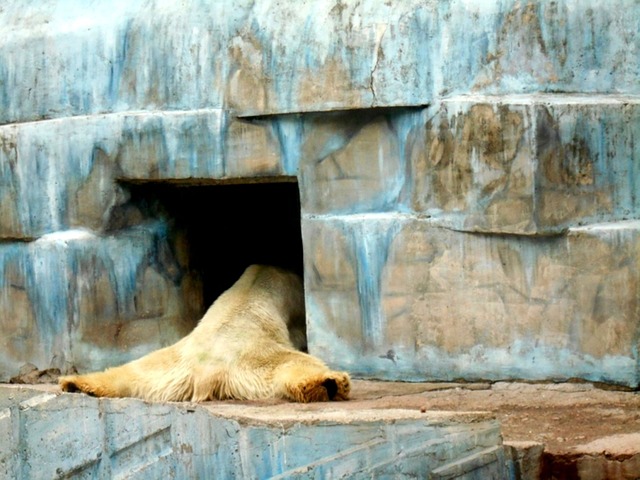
[0, 384, 505, 479]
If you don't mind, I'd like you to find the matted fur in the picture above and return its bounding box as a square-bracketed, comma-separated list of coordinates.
[59, 265, 350, 403]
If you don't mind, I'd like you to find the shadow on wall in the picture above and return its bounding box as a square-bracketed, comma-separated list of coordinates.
[120, 180, 304, 310]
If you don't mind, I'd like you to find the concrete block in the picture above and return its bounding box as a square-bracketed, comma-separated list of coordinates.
[0, 110, 299, 239]
[436, 1, 640, 98]
[301, 114, 400, 213]
[299, 109, 422, 215]
[504, 441, 544, 480]
[226, 0, 435, 116]
[103, 401, 176, 480]
[0, 224, 202, 381]
[118, 110, 297, 181]
[0, 117, 125, 239]
[19, 393, 103, 480]
[223, 117, 287, 178]
[0, 386, 508, 479]
[299, 95, 638, 234]
[116, 111, 226, 181]
[413, 95, 640, 234]
[303, 215, 640, 387]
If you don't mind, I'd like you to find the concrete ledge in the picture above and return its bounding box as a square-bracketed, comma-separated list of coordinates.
[3, 381, 639, 479]
[0, 385, 506, 479]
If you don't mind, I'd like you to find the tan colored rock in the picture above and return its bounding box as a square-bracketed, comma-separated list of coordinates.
[503, 441, 543, 480]
[72, 147, 126, 232]
[305, 215, 640, 386]
[412, 97, 640, 235]
[224, 118, 282, 177]
[0, 261, 38, 371]
[302, 218, 356, 290]
[300, 116, 400, 213]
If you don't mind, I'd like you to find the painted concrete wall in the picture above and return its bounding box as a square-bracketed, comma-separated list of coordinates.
[0, 0, 639, 389]
[1, 0, 431, 122]
[298, 100, 640, 387]
[0, 224, 202, 378]
[305, 216, 640, 386]
[1, 0, 638, 124]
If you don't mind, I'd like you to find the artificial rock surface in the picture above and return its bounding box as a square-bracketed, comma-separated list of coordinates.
[0, 224, 201, 379]
[304, 216, 640, 387]
[1, 1, 638, 124]
[0, 0, 639, 390]
[2, 380, 639, 480]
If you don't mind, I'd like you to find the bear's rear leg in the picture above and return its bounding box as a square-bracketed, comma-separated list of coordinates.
[272, 357, 351, 402]
[288, 371, 350, 402]
[59, 372, 124, 398]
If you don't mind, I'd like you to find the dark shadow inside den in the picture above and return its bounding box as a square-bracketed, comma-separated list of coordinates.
[124, 180, 305, 321]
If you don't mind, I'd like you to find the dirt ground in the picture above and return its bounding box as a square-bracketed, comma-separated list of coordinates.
[344, 380, 640, 455]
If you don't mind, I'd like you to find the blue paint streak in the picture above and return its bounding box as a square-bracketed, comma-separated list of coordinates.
[272, 115, 303, 175]
[345, 217, 401, 350]
[108, 19, 133, 105]
[387, 108, 426, 213]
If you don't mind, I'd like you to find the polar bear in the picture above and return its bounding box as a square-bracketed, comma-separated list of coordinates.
[59, 265, 350, 403]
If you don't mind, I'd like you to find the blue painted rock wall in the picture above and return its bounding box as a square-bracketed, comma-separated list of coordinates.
[304, 216, 640, 386]
[0, 0, 638, 124]
[0, 0, 639, 387]
[0, 224, 201, 377]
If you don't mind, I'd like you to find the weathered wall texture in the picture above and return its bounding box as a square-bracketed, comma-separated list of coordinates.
[0, 225, 202, 377]
[1, 0, 638, 123]
[0, 0, 639, 387]
[305, 217, 640, 385]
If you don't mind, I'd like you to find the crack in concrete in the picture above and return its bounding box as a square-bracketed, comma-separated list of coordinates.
[369, 24, 388, 105]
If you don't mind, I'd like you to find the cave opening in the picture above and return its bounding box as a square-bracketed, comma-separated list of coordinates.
[124, 179, 305, 315]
